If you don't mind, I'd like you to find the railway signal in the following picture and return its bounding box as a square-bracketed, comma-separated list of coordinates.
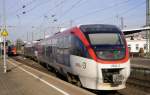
[1, 0, 8, 73]
[1, 28, 8, 37]
[1, 28, 8, 73]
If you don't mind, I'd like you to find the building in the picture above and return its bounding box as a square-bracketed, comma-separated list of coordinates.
[126, 32, 149, 55]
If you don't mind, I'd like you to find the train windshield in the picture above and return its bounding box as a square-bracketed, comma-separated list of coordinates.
[89, 33, 123, 45]
[88, 33, 125, 60]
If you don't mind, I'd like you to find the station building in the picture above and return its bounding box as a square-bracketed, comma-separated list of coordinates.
[126, 32, 149, 55]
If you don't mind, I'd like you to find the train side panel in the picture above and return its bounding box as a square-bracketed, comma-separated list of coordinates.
[70, 55, 98, 89]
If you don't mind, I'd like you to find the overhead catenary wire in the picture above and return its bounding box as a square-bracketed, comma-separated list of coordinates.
[70, 0, 130, 21]
[98, 1, 145, 25]
[46, 0, 67, 16]
[19, 0, 53, 15]
[54, 0, 88, 27]
[8, 0, 38, 16]
[26, 0, 69, 31]
[34, 0, 145, 40]
[32, 0, 67, 20]
[21, 0, 68, 27]
[26, 16, 55, 41]
[58, 0, 130, 27]
[11, 0, 69, 30]
[58, 0, 84, 20]
[12, 0, 145, 41]
[119, 1, 145, 17]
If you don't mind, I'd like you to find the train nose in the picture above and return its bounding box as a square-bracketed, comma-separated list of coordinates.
[97, 64, 128, 90]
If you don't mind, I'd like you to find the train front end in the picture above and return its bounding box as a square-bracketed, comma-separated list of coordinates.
[71, 24, 130, 90]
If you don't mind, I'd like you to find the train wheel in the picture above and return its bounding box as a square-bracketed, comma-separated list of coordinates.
[46, 64, 51, 71]
[75, 79, 82, 87]
[37, 59, 40, 64]
[67, 74, 72, 83]
[54, 69, 58, 75]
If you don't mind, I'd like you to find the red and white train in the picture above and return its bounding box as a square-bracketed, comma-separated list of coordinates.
[24, 24, 130, 90]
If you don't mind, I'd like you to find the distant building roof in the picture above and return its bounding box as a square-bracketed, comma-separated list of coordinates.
[122, 27, 150, 35]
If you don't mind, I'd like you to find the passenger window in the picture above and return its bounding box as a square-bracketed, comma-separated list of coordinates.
[46, 46, 52, 57]
[70, 35, 90, 58]
[136, 44, 139, 50]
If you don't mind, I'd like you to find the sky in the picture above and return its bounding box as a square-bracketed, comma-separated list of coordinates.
[0, 0, 146, 42]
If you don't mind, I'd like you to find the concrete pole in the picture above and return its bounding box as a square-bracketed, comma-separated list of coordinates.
[146, 0, 150, 55]
[32, 32, 34, 42]
[3, 37, 6, 73]
[0, 42, 2, 58]
[2, 0, 7, 73]
[31, 26, 34, 42]
[27, 32, 29, 41]
[44, 31, 46, 40]
[120, 17, 124, 30]
[0, 21, 2, 58]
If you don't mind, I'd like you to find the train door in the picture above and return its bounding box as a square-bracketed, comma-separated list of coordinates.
[63, 36, 70, 67]
[52, 38, 57, 63]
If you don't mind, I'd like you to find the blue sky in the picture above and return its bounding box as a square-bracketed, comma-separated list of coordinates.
[0, 0, 146, 41]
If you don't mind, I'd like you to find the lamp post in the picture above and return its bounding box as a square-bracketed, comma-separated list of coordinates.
[146, 0, 150, 56]
[2, 0, 8, 73]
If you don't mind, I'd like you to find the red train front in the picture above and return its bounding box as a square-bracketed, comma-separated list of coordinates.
[7, 45, 17, 56]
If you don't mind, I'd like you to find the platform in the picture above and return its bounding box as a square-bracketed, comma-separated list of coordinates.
[0, 58, 94, 95]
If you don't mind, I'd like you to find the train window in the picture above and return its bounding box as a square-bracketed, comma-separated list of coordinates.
[136, 44, 139, 50]
[52, 38, 57, 46]
[71, 35, 90, 58]
[88, 33, 123, 45]
[57, 38, 63, 48]
[42, 45, 45, 56]
[70, 35, 81, 56]
[63, 36, 71, 66]
[128, 44, 131, 51]
[144, 44, 147, 50]
[64, 36, 69, 48]
[60, 38, 64, 48]
[46, 46, 52, 57]
[55, 37, 64, 65]
[57, 38, 60, 48]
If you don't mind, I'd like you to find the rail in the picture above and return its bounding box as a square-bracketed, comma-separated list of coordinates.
[131, 65, 150, 81]
[127, 65, 150, 93]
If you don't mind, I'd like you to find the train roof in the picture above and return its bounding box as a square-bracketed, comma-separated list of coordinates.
[39, 24, 121, 41]
[24, 42, 32, 47]
[24, 40, 40, 47]
[79, 24, 121, 33]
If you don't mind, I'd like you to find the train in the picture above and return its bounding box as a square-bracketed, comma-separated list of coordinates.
[22, 24, 130, 90]
[7, 45, 17, 56]
[24, 41, 38, 60]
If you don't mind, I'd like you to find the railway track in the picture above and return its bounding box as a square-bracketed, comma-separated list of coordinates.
[94, 91, 123, 95]
[10, 56, 56, 77]
[10, 56, 150, 95]
[127, 79, 150, 94]
[127, 67, 150, 93]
